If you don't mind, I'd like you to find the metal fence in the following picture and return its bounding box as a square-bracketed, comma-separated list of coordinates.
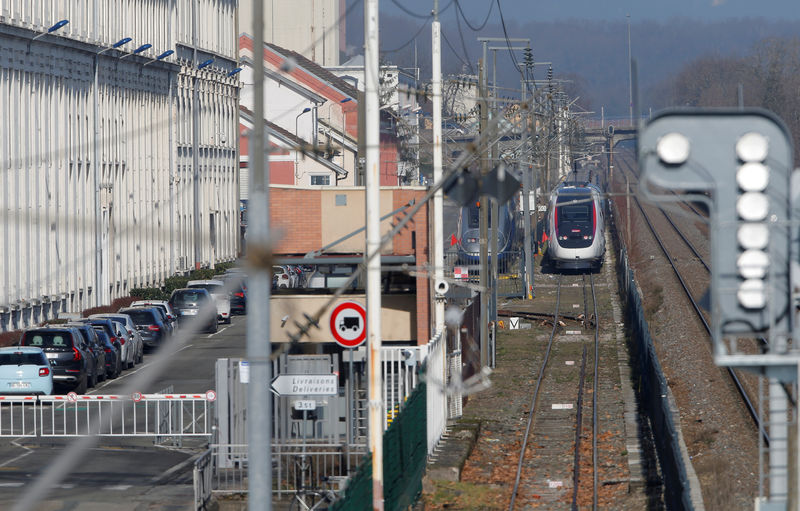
[443, 249, 526, 298]
[0, 393, 215, 437]
[609, 202, 695, 510]
[330, 380, 428, 511]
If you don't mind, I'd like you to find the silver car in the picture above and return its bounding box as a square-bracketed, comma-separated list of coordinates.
[89, 314, 144, 368]
[187, 280, 232, 324]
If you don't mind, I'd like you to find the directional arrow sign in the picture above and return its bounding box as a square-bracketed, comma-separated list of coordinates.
[270, 374, 338, 396]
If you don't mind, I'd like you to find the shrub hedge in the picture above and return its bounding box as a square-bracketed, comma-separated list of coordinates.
[0, 262, 240, 341]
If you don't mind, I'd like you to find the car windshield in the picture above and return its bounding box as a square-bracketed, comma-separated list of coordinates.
[189, 283, 225, 294]
[172, 291, 208, 306]
[20, 331, 73, 349]
[121, 309, 157, 324]
[0, 352, 46, 366]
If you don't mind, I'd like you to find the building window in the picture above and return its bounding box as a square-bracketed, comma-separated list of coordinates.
[311, 175, 330, 186]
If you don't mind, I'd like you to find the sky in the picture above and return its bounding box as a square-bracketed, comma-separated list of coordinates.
[344, 0, 800, 116]
[380, 0, 800, 22]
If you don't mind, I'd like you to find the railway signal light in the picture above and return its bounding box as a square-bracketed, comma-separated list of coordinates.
[639, 109, 795, 366]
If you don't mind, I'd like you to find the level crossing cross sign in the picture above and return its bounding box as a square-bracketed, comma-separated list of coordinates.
[329, 301, 366, 348]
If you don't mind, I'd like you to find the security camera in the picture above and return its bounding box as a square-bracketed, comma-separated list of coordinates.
[401, 349, 417, 367]
[434, 280, 449, 296]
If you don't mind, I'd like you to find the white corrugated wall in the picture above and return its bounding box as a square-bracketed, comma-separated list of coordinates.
[0, 0, 240, 331]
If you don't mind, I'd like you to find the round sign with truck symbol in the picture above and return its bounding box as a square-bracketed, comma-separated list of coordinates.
[329, 301, 366, 348]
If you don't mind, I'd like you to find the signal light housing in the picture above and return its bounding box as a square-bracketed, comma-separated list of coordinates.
[638, 108, 794, 366]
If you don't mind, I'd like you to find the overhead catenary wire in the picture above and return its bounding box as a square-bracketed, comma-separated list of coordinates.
[453, 0, 495, 32]
[453, 1, 476, 75]
[389, 0, 455, 19]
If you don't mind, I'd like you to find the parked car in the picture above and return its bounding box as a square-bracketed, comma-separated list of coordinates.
[65, 323, 107, 387]
[91, 328, 122, 379]
[273, 265, 295, 289]
[213, 274, 247, 315]
[130, 301, 176, 336]
[78, 318, 126, 358]
[89, 314, 144, 368]
[117, 307, 169, 351]
[130, 300, 178, 330]
[18, 327, 91, 393]
[168, 288, 218, 333]
[0, 347, 53, 395]
[187, 280, 231, 324]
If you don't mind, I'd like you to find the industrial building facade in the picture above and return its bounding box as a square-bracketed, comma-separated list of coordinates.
[0, 1, 240, 331]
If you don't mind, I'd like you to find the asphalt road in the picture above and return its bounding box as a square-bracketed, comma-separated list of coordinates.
[0, 315, 247, 510]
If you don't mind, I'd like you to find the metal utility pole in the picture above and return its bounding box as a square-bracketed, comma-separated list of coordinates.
[520, 72, 534, 300]
[191, 0, 204, 269]
[627, 14, 633, 126]
[478, 58, 489, 369]
[432, 0, 445, 332]
[247, 1, 272, 509]
[364, 0, 384, 508]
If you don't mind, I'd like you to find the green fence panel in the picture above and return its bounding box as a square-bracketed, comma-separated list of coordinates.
[331, 381, 427, 511]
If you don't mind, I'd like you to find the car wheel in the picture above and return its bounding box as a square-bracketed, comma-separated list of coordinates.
[88, 369, 97, 388]
[225, 317, 231, 324]
[98, 366, 106, 382]
[74, 375, 88, 394]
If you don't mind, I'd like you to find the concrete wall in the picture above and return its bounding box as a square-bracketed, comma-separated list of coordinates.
[0, 0, 239, 331]
[270, 295, 415, 342]
[270, 186, 427, 256]
[240, 0, 341, 67]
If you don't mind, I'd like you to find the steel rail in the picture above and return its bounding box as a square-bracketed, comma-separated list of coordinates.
[508, 273, 562, 511]
[615, 154, 769, 446]
[571, 344, 588, 511]
[590, 273, 599, 510]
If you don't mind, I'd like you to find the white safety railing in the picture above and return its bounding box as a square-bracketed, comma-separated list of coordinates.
[381, 345, 424, 430]
[0, 393, 216, 437]
[424, 328, 448, 453]
[0, 396, 38, 437]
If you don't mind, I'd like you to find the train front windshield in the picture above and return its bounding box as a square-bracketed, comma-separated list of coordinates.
[555, 191, 595, 248]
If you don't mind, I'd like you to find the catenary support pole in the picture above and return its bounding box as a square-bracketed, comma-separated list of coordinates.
[521, 81, 534, 300]
[247, 0, 272, 509]
[432, 0, 445, 331]
[489, 50, 498, 368]
[364, 0, 384, 508]
[479, 58, 489, 369]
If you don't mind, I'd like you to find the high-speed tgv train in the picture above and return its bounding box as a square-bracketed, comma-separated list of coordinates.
[456, 197, 518, 264]
[546, 183, 606, 270]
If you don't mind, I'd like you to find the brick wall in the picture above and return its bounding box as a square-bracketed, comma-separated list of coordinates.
[270, 188, 322, 254]
[271, 186, 430, 344]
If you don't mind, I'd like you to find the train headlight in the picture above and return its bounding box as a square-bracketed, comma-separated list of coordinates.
[656, 132, 690, 165]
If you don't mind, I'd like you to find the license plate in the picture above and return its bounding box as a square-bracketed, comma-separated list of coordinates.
[45, 353, 57, 359]
[9, 382, 30, 389]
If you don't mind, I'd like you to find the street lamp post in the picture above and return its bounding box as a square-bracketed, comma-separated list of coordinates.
[295, 107, 312, 180]
[339, 98, 352, 170]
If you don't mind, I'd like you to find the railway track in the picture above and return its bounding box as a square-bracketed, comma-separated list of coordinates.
[614, 151, 769, 445]
[508, 272, 601, 510]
